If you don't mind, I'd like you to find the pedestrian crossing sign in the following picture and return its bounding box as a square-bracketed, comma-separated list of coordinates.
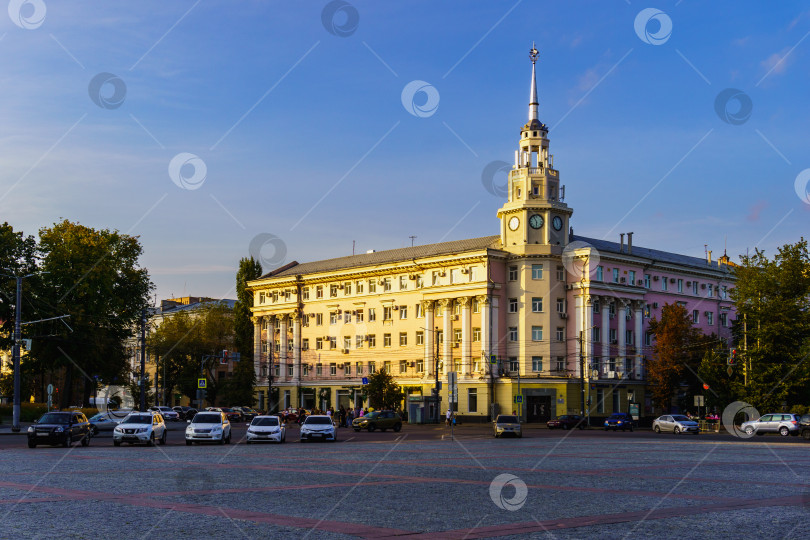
[198, 378, 207, 389]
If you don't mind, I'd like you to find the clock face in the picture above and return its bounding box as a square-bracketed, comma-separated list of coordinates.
[508, 216, 520, 231]
[552, 216, 563, 231]
[529, 214, 544, 229]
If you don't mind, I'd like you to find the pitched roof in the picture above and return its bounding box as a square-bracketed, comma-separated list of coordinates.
[572, 234, 733, 272]
[261, 236, 501, 279]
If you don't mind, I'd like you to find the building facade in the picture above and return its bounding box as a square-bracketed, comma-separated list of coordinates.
[247, 48, 736, 423]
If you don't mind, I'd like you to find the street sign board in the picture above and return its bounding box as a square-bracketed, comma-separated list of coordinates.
[693, 395, 705, 407]
[490, 355, 497, 364]
[47, 384, 53, 395]
[361, 377, 369, 385]
[515, 395, 523, 404]
[197, 378, 207, 389]
[629, 403, 640, 420]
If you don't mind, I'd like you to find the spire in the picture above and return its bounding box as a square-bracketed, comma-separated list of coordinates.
[529, 43, 539, 123]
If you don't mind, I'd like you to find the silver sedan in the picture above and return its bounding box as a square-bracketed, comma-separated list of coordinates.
[652, 414, 700, 434]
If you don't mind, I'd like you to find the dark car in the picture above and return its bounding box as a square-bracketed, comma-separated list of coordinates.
[547, 415, 585, 430]
[800, 414, 810, 440]
[233, 406, 258, 421]
[603, 413, 634, 432]
[173, 406, 198, 421]
[28, 411, 92, 448]
[208, 407, 241, 422]
[352, 410, 402, 432]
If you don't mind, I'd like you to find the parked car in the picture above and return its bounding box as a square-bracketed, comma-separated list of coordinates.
[186, 411, 231, 444]
[88, 411, 127, 436]
[493, 415, 522, 438]
[173, 406, 198, 421]
[28, 411, 92, 448]
[547, 415, 584, 430]
[604, 413, 634, 432]
[351, 410, 402, 432]
[207, 407, 241, 422]
[300, 415, 337, 442]
[652, 414, 700, 434]
[799, 414, 810, 440]
[233, 406, 258, 421]
[149, 406, 180, 422]
[114, 412, 167, 446]
[246, 415, 286, 443]
[740, 413, 801, 436]
[279, 408, 299, 423]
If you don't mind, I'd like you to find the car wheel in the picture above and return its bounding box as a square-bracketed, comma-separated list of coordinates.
[367, 425, 375, 432]
[674, 427, 680, 435]
[780, 426, 790, 436]
[81, 434, 90, 447]
[63, 436, 71, 448]
[381, 427, 387, 432]
[185, 440, 192, 446]
[147, 433, 155, 447]
[629, 426, 634, 432]
[563, 424, 570, 430]
[114, 440, 121, 447]
[802, 430, 810, 440]
[225, 433, 231, 444]
[393, 423, 402, 432]
[91, 426, 99, 437]
[28, 441, 36, 448]
[353, 429, 360, 432]
[744, 426, 755, 435]
[160, 430, 167, 445]
[654, 425, 661, 433]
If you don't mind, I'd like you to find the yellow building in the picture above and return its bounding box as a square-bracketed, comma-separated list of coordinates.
[248, 47, 736, 423]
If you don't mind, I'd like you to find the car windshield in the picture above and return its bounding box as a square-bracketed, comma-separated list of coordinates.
[193, 413, 222, 424]
[38, 413, 69, 424]
[89, 413, 108, 421]
[252, 417, 279, 426]
[671, 415, 690, 421]
[364, 412, 380, 419]
[498, 416, 518, 423]
[125, 415, 152, 424]
[304, 417, 332, 425]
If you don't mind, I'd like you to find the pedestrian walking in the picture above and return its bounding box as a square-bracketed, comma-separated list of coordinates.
[446, 409, 452, 426]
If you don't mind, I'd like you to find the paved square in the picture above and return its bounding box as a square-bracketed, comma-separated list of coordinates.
[0, 429, 807, 539]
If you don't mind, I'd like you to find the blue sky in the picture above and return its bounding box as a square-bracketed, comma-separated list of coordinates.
[1, 1, 808, 301]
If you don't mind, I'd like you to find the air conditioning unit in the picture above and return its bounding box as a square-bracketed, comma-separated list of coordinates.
[453, 343, 460, 348]
[686, 281, 692, 286]
[393, 305, 399, 310]
[363, 335, 370, 341]
[460, 268, 469, 274]
[669, 278, 676, 283]
[408, 362, 415, 367]
[638, 280, 644, 286]
[338, 284, 344, 289]
[701, 283, 707, 289]
[337, 309, 342, 314]
[653, 302, 659, 308]
[408, 274, 417, 280]
[608, 370, 616, 379]
[559, 313, 568, 319]
[626, 315, 631, 320]
[653, 276, 659, 281]
[620, 277, 626, 283]
[704, 311, 710, 316]
[378, 279, 385, 285]
[452, 315, 459, 321]
[342, 349, 349, 354]
[439, 272, 446, 277]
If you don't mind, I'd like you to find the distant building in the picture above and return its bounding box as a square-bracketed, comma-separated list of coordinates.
[247, 48, 736, 421]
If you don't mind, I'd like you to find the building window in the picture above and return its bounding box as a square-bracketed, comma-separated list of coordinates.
[329, 337, 337, 349]
[399, 332, 407, 346]
[399, 360, 407, 373]
[532, 297, 543, 312]
[344, 311, 351, 324]
[692, 281, 699, 295]
[355, 309, 364, 322]
[437, 331, 444, 344]
[368, 308, 376, 322]
[612, 390, 620, 413]
[508, 266, 518, 281]
[369, 362, 376, 374]
[399, 306, 408, 319]
[707, 312, 714, 325]
[612, 268, 619, 283]
[383, 333, 392, 347]
[316, 338, 323, 350]
[356, 335, 364, 348]
[356, 280, 364, 294]
[677, 279, 683, 293]
[593, 300, 600, 314]
[531, 326, 543, 341]
[344, 363, 351, 376]
[271, 291, 278, 302]
[468, 388, 478, 413]
[629, 270, 636, 285]
[509, 357, 519, 372]
[644, 304, 651, 318]
[508, 327, 518, 341]
[556, 357, 565, 371]
[316, 286, 323, 299]
[644, 274, 651, 288]
[344, 282, 352, 295]
[315, 313, 323, 326]
[415, 303, 423, 318]
[416, 331, 424, 345]
[721, 285, 728, 299]
[343, 337, 351, 350]
[472, 298, 480, 313]
[531, 356, 543, 371]
[416, 275, 424, 288]
[356, 362, 363, 374]
[596, 266, 604, 281]
[556, 265, 564, 281]
[432, 271, 440, 286]
[302, 338, 309, 351]
[719, 312, 727, 327]
[592, 327, 600, 343]
[330, 312, 338, 325]
[383, 306, 393, 321]
[693, 310, 700, 323]
[383, 361, 391, 373]
[368, 334, 376, 348]
[383, 278, 392, 291]
[508, 298, 518, 313]
[662, 278, 668, 291]
[369, 280, 377, 293]
[472, 328, 481, 342]
[399, 276, 407, 290]
[609, 328, 617, 344]
[330, 363, 337, 376]
[301, 288, 309, 301]
[259, 292, 266, 304]
[625, 330, 633, 345]
[453, 329, 462, 343]
[416, 359, 424, 372]
[645, 332, 652, 346]
[555, 327, 564, 341]
[707, 284, 714, 297]
[330, 284, 338, 297]
[532, 264, 544, 279]
[609, 303, 615, 318]
[556, 298, 565, 313]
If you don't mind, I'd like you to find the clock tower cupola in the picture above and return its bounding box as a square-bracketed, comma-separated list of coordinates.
[498, 44, 573, 254]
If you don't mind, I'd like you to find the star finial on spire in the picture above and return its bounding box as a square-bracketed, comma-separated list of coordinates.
[529, 42, 539, 64]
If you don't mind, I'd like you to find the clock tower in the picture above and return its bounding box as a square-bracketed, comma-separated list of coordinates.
[498, 45, 572, 255]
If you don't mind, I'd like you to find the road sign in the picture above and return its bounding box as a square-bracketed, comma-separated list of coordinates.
[515, 395, 523, 404]
[693, 395, 705, 407]
[490, 355, 497, 364]
[47, 384, 54, 395]
[361, 377, 368, 385]
[197, 378, 207, 389]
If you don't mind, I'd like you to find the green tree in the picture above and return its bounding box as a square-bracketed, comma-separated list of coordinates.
[227, 257, 262, 406]
[363, 369, 404, 410]
[697, 346, 743, 412]
[647, 303, 705, 412]
[731, 239, 810, 411]
[127, 369, 154, 409]
[0, 222, 38, 352]
[33, 220, 153, 408]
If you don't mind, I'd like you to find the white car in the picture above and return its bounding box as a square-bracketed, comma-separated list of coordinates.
[300, 415, 337, 442]
[149, 406, 180, 421]
[246, 415, 285, 444]
[185, 411, 231, 445]
[652, 414, 700, 434]
[113, 412, 167, 446]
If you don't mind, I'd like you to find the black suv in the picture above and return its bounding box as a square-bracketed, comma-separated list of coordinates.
[799, 414, 810, 440]
[28, 411, 92, 448]
[603, 413, 635, 432]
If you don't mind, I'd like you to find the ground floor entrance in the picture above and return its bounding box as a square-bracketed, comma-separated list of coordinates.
[525, 395, 552, 423]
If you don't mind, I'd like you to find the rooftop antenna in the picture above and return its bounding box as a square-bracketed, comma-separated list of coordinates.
[352, 240, 355, 256]
[409, 235, 417, 247]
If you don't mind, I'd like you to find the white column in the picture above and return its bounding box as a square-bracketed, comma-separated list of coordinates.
[252, 316, 263, 383]
[279, 314, 288, 381]
[267, 316, 276, 381]
[460, 297, 472, 377]
[423, 300, 434, 378]
[618, 300, 627, 375]
[292, 312, 301, 382]
[480, 295, 493, 379]
[601, 298, 610, 375]
[634, 301, 644, 380]
[440, 299, 453, 374]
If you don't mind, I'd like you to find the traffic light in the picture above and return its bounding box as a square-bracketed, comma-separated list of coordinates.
[728, 348, 737, 365]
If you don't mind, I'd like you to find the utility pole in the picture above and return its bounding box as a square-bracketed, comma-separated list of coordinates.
[267, 337, 273, 413]
[435, 326, 440, 424]
[579, 331, 586, 427]
[139, 308, 146, 412]
[12, 276, 22, 432]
